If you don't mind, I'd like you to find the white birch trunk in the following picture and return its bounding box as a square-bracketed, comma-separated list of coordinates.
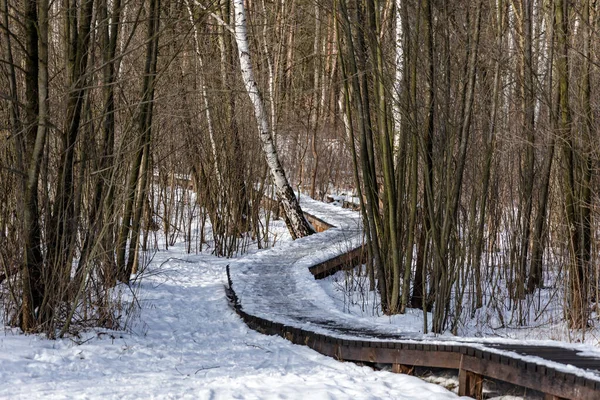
[392, 0, 404, 155]
[233, 0, 314, 238]
[338, 92, 351, 143]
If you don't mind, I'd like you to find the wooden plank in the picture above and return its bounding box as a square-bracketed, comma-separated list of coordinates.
[309, 245, 366, 279]
[352, 347, 461, 369]
[538, 364, 547, 375]
[460, 354, 597, 400]
[458, 366, 483, 399]
[305, 215, 331, 233]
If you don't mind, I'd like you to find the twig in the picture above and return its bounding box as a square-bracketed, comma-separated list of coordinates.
[195, 365, 220, 374]
[244, 341, 271, 352]
[193, 0, 235, 34]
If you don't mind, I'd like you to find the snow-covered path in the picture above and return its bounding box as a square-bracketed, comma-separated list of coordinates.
[227, 195, 600, 399]
[1, 241, 461, 399]
[230, 196, 419, 340]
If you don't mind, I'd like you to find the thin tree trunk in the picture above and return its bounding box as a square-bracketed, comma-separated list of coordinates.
[78, 0, 123, 288]
[365, 0, 401, 313]
[21, 0, 48, 331]
[220, 0, 251, 233]
[185, 0, 222, 191]
[49, 0, 95, 306]
[516, 0, 535, 302]
[432, 0, 482, 333]
[528, 4, 556, 293]
[309, 3, 321, 199]
[472, 0, 504, 308]
[555, 0, 588, 329]
[117, 0, 161, 281]
[336, 0, 388, 310]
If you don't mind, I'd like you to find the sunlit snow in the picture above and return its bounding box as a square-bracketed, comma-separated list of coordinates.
[1, 228, 462, 399]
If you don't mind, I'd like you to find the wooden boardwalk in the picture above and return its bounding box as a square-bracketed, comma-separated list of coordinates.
[228, 197, 600, 399]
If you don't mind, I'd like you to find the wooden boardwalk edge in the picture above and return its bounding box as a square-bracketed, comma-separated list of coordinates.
[226, 261, 600, 400]
[229, 201, 600, 399]
[308, 245, 366, 279]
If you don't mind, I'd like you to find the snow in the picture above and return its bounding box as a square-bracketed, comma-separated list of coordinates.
[228, 197, 418, 340]
[228, 195, 600, 388]
[5, 191, 599, 399]
[1, 212, 462, 399]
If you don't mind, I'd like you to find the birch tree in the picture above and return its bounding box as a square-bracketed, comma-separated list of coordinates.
[232, 0, 314, 239]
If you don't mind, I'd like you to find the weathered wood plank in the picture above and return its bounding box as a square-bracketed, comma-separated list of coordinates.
[458, 365, 483, 399]
[460, 353, 597, 400]
[308, 245, 366, 279]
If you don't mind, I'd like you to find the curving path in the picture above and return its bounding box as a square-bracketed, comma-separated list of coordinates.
[228, 196, 600, 400]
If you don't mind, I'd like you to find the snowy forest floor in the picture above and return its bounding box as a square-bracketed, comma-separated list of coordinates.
[4, 193, 599, 399]
[326, 199, 600, 347]
[1, 227, 465, 399]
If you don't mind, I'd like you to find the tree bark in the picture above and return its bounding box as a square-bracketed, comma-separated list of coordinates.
[233, 0, 314, 239]
[20, 0, 48, 331]
[555, 0, 589, 329]
[528, 4, 556, 293]
[117, 0, 161, 281]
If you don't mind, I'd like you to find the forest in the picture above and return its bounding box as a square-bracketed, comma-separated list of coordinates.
[1, 0, 599, 342]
